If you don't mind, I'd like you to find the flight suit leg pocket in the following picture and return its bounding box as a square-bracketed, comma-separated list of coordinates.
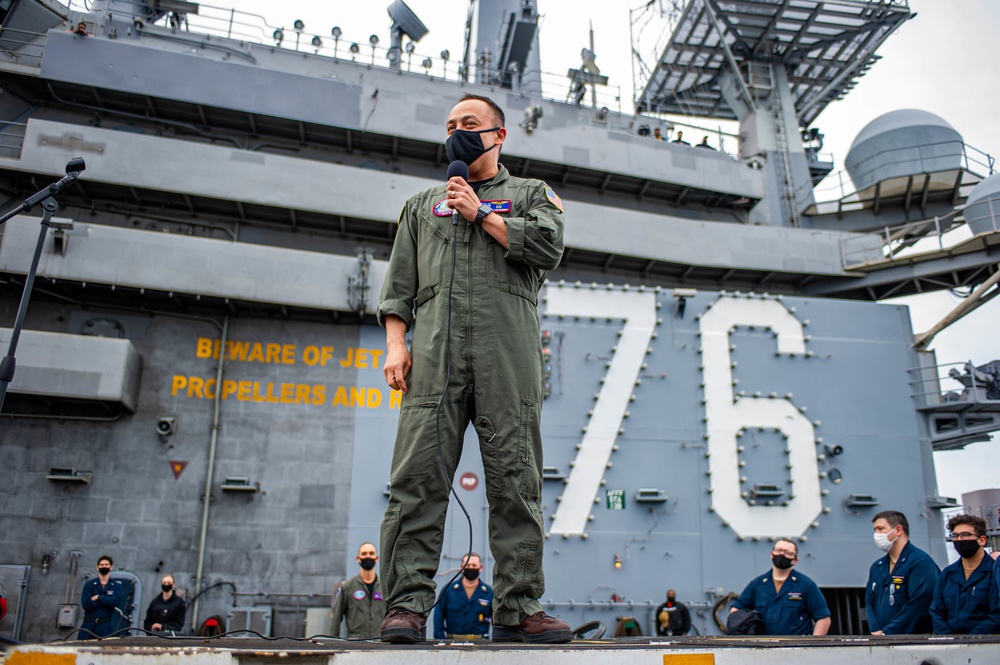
[475, 416, 505, 499]
[516, 399, 541, 501]
[391, 397, 445, 482]
[514, 536, 544, 601]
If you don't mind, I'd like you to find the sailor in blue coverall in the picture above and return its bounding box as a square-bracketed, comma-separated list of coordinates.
[433, 553, 493, 639]
[971, 553, 1000, 634]
[931, 514, 994, 634]
[731, 539, 831, 635]
[866, 511, 940, 635]
[80, 555, 126, 639]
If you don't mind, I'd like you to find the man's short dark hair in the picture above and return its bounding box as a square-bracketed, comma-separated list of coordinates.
[458, 94, 505, 127]
[947, 513, 987, 538]
[873, 510, 909, 536]
[463, 551, 481, 564]
[775, 538, 799, 557]
[98, 555, 114, 566]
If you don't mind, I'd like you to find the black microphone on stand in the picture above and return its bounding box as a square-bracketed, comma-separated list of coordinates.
[446, 160, 469, 226]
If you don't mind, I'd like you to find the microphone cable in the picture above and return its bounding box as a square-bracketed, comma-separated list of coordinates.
[424, 160, 475, 613]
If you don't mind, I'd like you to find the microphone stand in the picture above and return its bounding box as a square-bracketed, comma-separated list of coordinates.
[0, 157, 86, 412]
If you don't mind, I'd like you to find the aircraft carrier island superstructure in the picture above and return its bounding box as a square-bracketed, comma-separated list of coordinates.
[1, 0, 1000, 661]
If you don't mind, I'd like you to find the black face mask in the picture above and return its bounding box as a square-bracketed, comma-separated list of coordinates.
[98, 567, 112, 575]
[359, 557, 377, 571]
[162, 584, 173, 592]
[462, 567, 480, 581]
[954, 539, 981, 559]
[445, 127, 500, 166]
[771, 554, 794, 570]
[667, 596, 676, 603]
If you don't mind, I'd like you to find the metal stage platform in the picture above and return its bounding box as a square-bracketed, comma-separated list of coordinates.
[7, 634, 1000, 664]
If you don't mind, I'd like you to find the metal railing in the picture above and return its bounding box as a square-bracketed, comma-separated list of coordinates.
[65, 1, 625, 112]
[0, 26, 50, 67]
[908, 359, 1000, 407]
[0, 121, 28, 160]
[810, 139, 995, 206]
[840, 193, 1000, 268]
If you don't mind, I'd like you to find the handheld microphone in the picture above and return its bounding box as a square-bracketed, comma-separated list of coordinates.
[447, 160, 469, 181]
[446, 160, 469, 226]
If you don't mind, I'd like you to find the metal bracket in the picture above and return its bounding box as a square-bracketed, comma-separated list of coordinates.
[347, 248, 374, 315]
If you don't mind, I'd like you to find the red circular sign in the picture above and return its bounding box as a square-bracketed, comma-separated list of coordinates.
[459, 472, 479, 491]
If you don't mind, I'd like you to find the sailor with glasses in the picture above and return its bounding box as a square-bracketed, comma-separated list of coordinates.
[730, 538, 831, 635]
[931, 514, 994, 633]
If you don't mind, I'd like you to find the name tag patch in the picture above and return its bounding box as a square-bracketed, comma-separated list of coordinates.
[481, 200, 512, 213]
[433, 199, 512, 217]
[787, 592, 803, 601]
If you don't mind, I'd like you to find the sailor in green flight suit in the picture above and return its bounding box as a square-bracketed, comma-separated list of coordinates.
[377, 94, 570, 644]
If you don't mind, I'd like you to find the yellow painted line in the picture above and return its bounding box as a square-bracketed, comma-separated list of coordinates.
[663, 654, 715, 665]
[7, 653, 76, 665]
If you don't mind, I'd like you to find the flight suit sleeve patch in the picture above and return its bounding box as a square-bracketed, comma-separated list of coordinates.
[544, 187, 564, 212]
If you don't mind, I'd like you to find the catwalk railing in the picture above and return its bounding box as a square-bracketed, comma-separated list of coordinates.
[808, 139, 995, 213]
[840, 194, 1000, 268]
[64, 1, 625, 113]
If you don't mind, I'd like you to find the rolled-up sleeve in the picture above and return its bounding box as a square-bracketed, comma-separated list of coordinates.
[504, 182, 564, 270]
[806, 582, 832, 621]
[377, 203, 419, 330]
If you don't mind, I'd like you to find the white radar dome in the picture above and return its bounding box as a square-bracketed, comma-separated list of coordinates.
[963, 172, 1000, 236]
[845, 109, 964, 193]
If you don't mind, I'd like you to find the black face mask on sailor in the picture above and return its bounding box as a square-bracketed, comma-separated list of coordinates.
[445, 127, 500, 166]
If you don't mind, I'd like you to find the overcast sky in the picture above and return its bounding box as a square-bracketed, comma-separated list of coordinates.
[210, 0, 1000, 503]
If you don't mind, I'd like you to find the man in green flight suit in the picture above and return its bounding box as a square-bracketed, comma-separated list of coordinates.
[377, 94, 570, 644]
[330, 542, 385, 639]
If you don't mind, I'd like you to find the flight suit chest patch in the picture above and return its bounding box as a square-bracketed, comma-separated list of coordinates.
[481, 200, 512, 213]
[433, 200, 452, 217]
[352, 590, 367, 600]
[433, 199, 512, 217]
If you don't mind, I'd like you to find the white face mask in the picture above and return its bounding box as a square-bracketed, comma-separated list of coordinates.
[873, 530, 895, 553]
